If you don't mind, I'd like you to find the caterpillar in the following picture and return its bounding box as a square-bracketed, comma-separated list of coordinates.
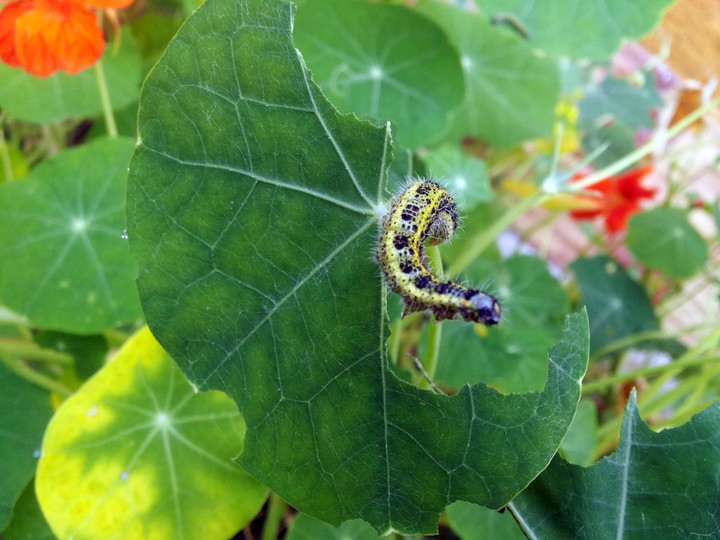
[376, 179, 501, 326]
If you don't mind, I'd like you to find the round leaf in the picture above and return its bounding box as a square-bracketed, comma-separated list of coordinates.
[36, 327, 267, 540]
[0, 137, 143, 333]
[627, 207, 708, 278]
[126, 0, 590, 533]
[294, 0, 465, 149]
[422, 145, 492, 211]
[416, 1, 560, 147]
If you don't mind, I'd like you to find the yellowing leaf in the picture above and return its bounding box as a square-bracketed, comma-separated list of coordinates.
[36, 327, 267, 540]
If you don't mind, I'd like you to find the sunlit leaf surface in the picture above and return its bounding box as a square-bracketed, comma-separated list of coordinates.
[36, 327, 267, 540]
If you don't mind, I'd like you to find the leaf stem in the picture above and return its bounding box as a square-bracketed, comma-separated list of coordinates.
[0, 339, 74, 365]
[583, 355, 720, 393]
[572, 95, 720, 190]
[260, 492, 288, 540]
[0, 354, 72, 396]
[0, 114, 14, 181]
[94, 60, 118, 138]
[419, 246, 444, 388]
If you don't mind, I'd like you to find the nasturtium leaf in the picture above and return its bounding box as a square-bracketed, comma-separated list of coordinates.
[0, 137, 143, 334]
[445, 500, 525, 540]
[571, 255, 658, 354]
[422, 145, 492, 211]
[0, 30, 142, 124]
[126, 0, 590, 533]
[627, 207, 708, 279]
[287, 514, 380, 540]
[0, 362, 52, 531]
[512, 391, 720, 538]
[474, 0, 676, 60]
[294, 0, 465, 149]
[415, 1, 559, 147]
[36, 327, 267, 540]
[431, 255, 569, 393]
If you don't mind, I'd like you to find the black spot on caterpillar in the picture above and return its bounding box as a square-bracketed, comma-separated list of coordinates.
[376, 179, 501, 326]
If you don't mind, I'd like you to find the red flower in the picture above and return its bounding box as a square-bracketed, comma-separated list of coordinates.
[0, 0, 132, 77]
[570, 165, 656, 234]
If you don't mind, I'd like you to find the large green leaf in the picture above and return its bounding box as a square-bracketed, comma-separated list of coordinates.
[475, 0, 676, 60]
[294, 0, 464, 149]
[126, 0, 589, 533]
[0, 362, 52, 531]
[416, 1, 560, 147]
[0, 137, 143, 333]
[512, 391, 720, 538]
[35, 327, 267, 540]
[0, 30, 142, 124]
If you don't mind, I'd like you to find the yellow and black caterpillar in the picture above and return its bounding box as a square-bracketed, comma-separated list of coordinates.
[377, 179, 501, 326]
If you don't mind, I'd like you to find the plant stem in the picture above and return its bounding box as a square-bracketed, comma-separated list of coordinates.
[95, 61, 118, 138]
[0, 339, 74, 365]
[583, 355, 720, 393]
[261, 492, 288, 540]
[419, 246, 444, 388]
[0, 116, 14, 181]
[0, 355, 72, 396]
[572, 95, 720, 190]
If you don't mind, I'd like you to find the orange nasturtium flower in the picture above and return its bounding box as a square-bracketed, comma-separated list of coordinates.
[0, 0, 132, 77]
[569, 165, 657, 234]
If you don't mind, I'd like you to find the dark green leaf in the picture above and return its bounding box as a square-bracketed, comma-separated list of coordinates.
[0, 137, 143, 333]
[627, 207, 708, 278]
[571, 255, 658, 354]
[126, 0, 590, 532]
[0, 361, 52, 531]
[422, 145, 492, 211]
[0, 30, 142, 124]
[513, 391, 720, 538]
[416, 1, 559, 147]
[445, 501, 525, 540]
[287, 514, 380, 540]
[475, 0, 677, 60]
[294, 0, 464, 149]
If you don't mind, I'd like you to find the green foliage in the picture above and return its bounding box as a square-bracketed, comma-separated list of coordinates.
[513, 391, 720, 538]
[3, 0, 719, 537]
[0, 138, 143, 333]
